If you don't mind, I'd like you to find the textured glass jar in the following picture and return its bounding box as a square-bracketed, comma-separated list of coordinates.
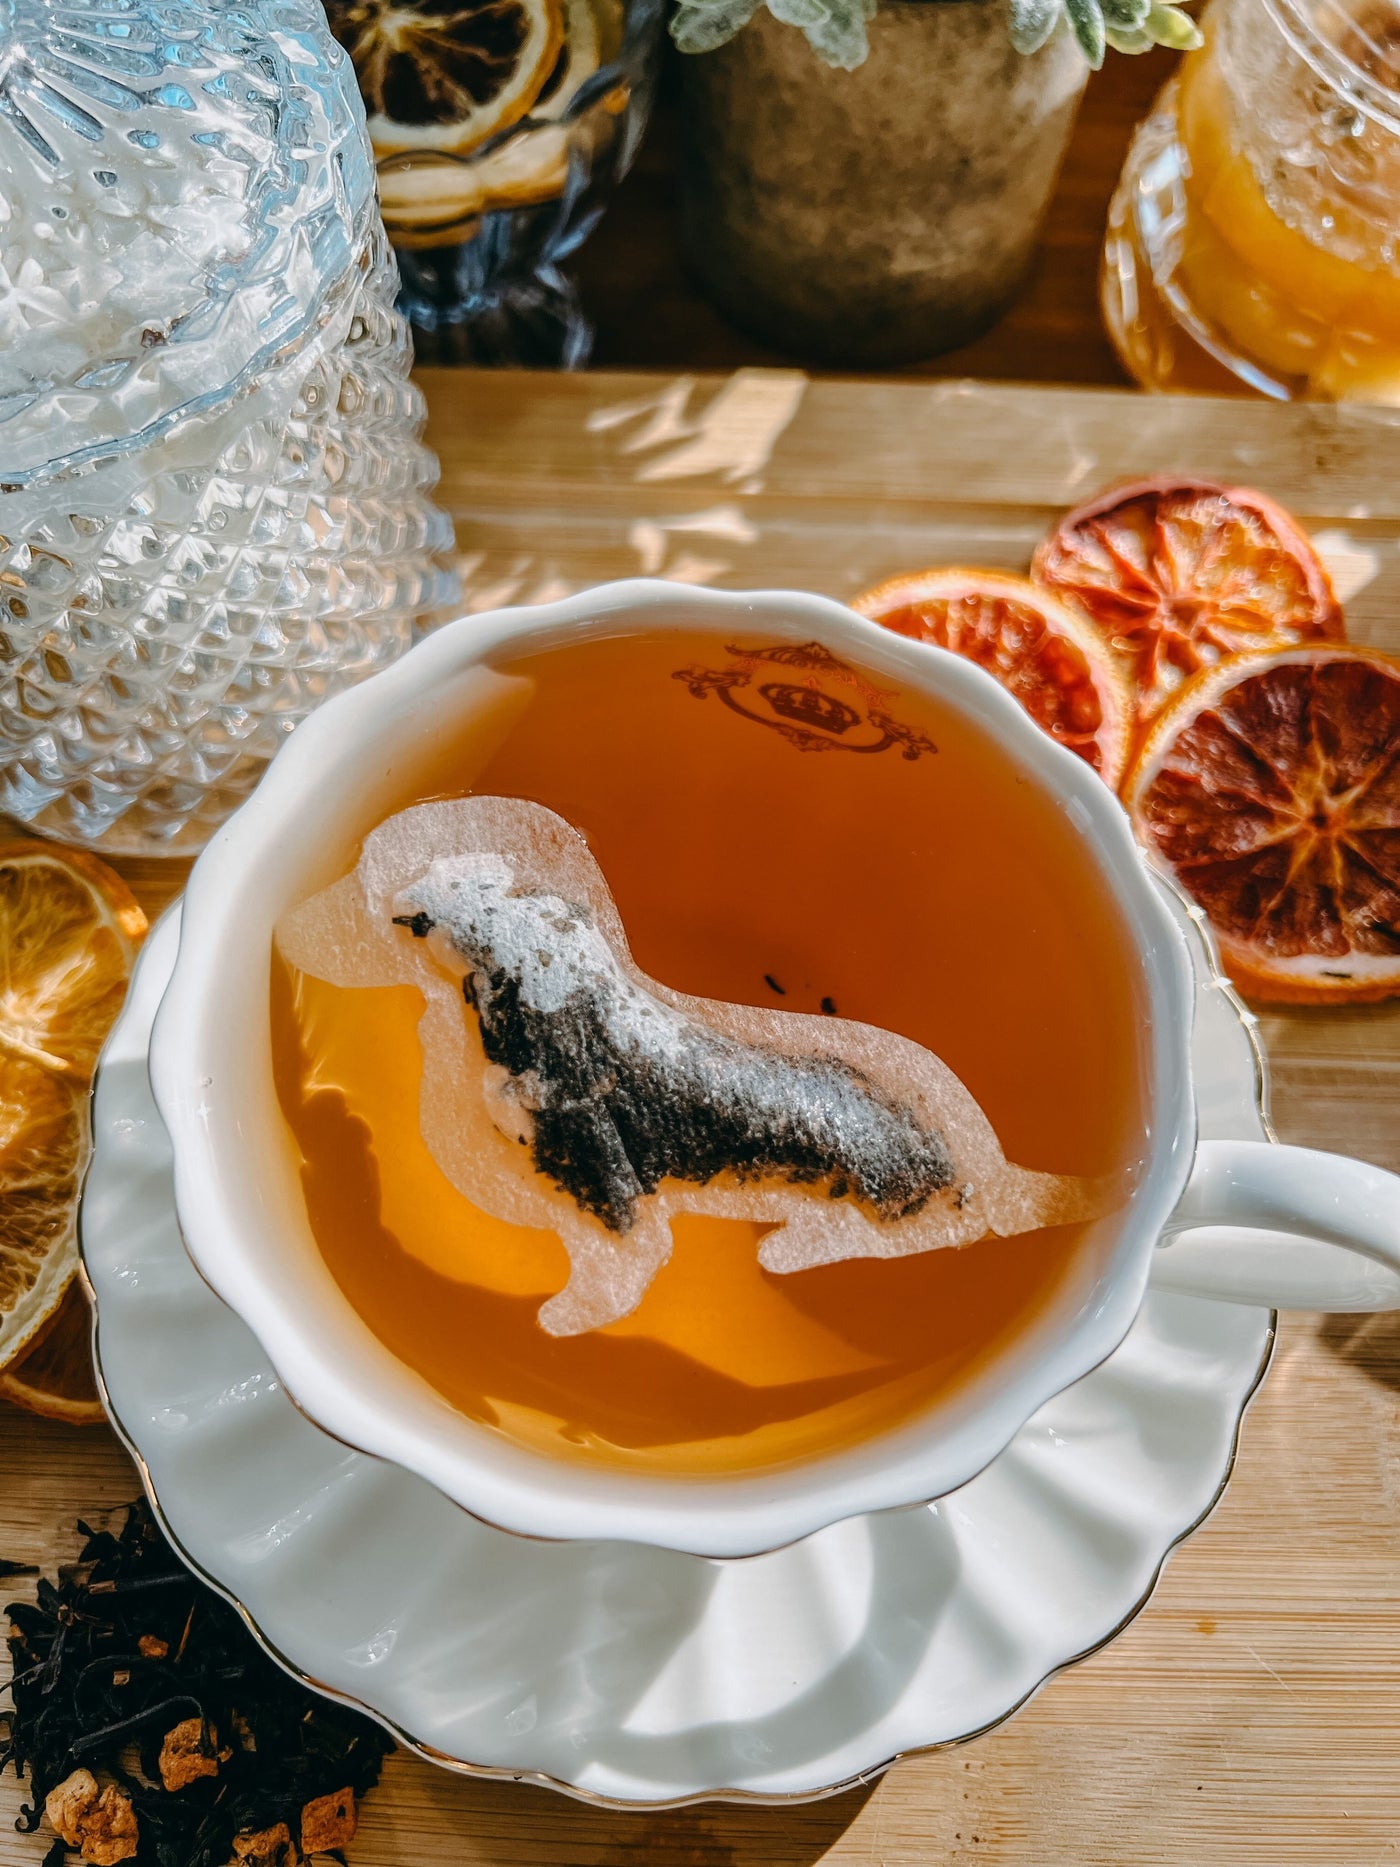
[0, 0, 459, 853]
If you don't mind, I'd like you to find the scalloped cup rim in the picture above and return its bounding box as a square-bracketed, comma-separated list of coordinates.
[149, 580, 1197, 1559]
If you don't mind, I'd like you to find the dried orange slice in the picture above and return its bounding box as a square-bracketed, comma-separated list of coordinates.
[377, 0, 616, 241]
[1123, 645, 1400, 1004]
[0, 1280, 104, 1425]
[0, 1064, 89, 1374]
[1033, 479, 1344, 733]
[327, 0, 565, 158]
[854, 567, 1135, 787]
[0, 840, 145, 1372]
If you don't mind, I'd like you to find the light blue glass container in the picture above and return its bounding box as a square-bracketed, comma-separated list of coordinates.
[0, 0, 459, 852]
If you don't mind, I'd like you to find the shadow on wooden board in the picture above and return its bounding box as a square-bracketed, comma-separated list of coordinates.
[360, 1759, 878, 1865]
[1317, 1311, 1400, 1395]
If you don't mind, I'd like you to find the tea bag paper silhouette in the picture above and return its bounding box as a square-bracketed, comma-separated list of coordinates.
[277, 797, 1112, 1337]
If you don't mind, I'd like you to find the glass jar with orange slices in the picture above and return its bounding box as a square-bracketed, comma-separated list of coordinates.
[326, 0, 664, 363]
[1103, 0, 1400, 400]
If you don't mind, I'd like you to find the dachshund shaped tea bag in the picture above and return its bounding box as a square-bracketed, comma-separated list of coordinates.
[277, 798, 1115, 1337]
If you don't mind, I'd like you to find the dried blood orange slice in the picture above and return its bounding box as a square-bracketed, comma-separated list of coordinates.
[854, 567, 1134, 787]
[1123, 645, 1400, 1003]
[1033, 479, 1344, 732]
[0, 841, 146, 1374]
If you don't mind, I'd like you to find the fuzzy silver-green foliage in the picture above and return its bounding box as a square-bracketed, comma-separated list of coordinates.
[671, 0, 876, 65]
[1010, 0, 1201, 64]
[670, 0, 1200, 69]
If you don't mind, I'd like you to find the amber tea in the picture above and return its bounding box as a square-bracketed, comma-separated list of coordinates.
[271, 628, 1149, 1475]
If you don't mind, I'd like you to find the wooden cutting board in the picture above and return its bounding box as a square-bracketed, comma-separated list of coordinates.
[4, 368, 1400, 1867]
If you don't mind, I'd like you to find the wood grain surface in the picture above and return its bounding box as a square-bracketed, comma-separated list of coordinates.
[4, 369, 1400, 1865]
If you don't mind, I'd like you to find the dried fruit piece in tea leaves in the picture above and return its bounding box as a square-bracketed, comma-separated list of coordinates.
[44, 1769, 138, 1866]
[0, 1503, 393, 1867]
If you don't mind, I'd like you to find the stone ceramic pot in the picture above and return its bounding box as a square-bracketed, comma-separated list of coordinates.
[678, 0, 1089, 365]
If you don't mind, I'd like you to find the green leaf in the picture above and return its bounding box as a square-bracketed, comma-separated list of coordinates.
[1063, 0, 1106, 64]
[1146, 0, 1204, 47]
[670, 0, 761, 52]
[1008, 0, 1061, 55]
[801, 0, 873, 66]
[767, 0, 829, 28]
[671, 0, 1194, 66]
[1101, 0, 1151, 30]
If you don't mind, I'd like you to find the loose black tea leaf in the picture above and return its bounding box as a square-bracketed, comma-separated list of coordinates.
[1, 1503, 394, 1867]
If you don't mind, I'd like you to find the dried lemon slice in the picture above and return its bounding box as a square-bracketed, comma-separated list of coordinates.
[0, 841, 145, 1372]
[0, 1279, 105, 1425]
[376, 0, 615, 242]
[0, 1062, 87, 1373]
[327, 0, 566, 158]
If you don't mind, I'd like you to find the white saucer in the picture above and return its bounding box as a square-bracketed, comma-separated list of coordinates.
[82, 901, 1274, 1808]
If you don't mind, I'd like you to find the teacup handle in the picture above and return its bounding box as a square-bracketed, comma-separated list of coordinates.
[1151, 1139, 1400, 1312]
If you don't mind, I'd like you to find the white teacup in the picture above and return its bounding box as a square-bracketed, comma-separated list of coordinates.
[148, 583, 1400, 1558]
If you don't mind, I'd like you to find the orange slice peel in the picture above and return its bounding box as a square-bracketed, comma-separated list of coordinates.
[854, 566, 1135, 788]
[327, 0, 566, 159]
[1032, 477, 1344, 733]
[1123, 644, 1400, 1004]
[0, 1279, 105, 1425]
[0, 839, 145, 1380]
